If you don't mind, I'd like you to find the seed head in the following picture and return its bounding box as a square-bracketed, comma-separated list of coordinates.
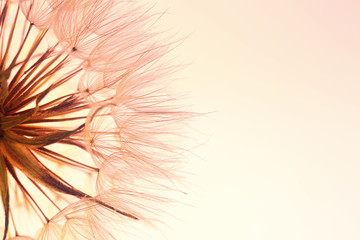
[0, 0, 191, 239]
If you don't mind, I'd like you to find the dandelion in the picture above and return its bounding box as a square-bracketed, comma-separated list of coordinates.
[0, 0, 191, 239]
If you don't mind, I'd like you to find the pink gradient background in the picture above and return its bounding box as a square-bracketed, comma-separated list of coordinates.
[154, 0, 360, 239]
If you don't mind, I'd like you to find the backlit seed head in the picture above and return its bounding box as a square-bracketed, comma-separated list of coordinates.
[0, 0, 192, 239]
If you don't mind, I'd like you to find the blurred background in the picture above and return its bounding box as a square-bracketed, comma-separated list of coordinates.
[155, 0, 360, 239]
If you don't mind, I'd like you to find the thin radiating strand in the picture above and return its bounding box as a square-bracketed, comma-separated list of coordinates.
[6, 48, 53, 100]
[7, 29, 48, 91]
[28, 178, 61, 211]
[36, 147, 98, 172]
[9, 208, 17, 237]
[0, 5, 20, 70]
[8, 23, 33, 70]
[6, 51, 64, 110]
[0, 2, 9, 65]
[6, 162, 49, 223]
[4, 141, 139, 221]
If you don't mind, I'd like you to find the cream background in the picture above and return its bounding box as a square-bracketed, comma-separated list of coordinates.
[155, 0, 360, 240]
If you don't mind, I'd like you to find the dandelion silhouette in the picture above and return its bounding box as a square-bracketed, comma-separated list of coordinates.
[0, 0, 190, 239]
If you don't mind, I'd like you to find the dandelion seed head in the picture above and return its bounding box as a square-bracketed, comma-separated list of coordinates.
[0, 0, 191, 239]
